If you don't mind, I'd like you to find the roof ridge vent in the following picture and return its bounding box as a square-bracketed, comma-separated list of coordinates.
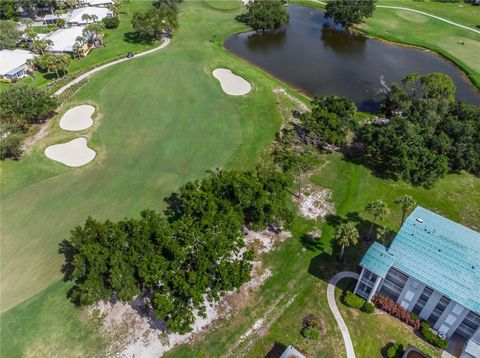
[416, 218, 424, 223]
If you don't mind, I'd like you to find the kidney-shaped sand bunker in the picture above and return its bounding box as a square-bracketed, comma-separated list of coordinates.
[59, 105, 95, 131]
[212, 68, 251, 96]
[45, 137, 96, 167]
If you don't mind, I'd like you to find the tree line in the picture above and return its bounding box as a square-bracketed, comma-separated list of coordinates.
[61, 168, 293, 334]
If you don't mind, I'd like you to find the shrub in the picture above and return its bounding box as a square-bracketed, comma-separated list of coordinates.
[103, 16, 119, 29]
[385, 342, 404, 358]
[0, 134, 22, 160]
[420, 322, 448, 349]
[302, 327, 320, 340]
[344, 291, 366, 309]
[362, 302, 375, 313]
[372, 294, 420, 330]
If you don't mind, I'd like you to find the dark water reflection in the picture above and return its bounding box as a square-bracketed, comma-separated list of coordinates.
[225, 6, 480, 112]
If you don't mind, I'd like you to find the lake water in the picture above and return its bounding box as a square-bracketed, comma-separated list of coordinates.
[225, 5, 480, 112]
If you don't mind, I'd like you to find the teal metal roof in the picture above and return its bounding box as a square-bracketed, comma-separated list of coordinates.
[360, 206, 480, 314]
[360, 242, 395, 278]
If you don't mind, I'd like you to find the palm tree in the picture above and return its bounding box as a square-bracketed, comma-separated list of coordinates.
[73, 36, 84, 58]
[334, 222, 359, 262]
[365, 200, 389, 241]
[394, 195, 416, 228]
[376, 226, 389, 245]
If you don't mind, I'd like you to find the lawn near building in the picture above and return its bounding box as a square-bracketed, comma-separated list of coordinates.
[1, 1, 480, 357]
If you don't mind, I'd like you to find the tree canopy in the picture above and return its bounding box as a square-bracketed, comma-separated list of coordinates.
[325, 0, 376, 28]
[0, 85, 57, 132]
[246, 0, 289, 31]
[62, 168, 292, 334]
[0, 20, 20, 49]
[359, 73, 479, 186]
[132, 3, 178, 40]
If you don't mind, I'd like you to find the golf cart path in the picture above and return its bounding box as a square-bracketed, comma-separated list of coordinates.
[55, 37, 171, 96]
[327, 271, 359, 358]
[312, 1, 480, 35]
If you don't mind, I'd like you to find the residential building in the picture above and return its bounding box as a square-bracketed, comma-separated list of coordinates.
[43, 12, 71, 25]
[280, 345, 306, 358]
[44, 27, 88, 55]
[0, 49, 37, 82]
[354, 207, 480, 348]
[68, 6, 113, 25]
[80, 0, 115, 7]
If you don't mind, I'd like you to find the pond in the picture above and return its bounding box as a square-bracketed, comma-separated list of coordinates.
[225, 5, 480, 112]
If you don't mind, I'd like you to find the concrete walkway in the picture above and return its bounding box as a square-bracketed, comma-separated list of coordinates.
[327, 271, 359, 358]
[55, 37, 171, 96]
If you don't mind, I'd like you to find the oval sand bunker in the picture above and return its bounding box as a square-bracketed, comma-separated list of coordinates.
[212, 68, 251, 96]
[59, 105, 95, 131]
[45, 137, 96, 167]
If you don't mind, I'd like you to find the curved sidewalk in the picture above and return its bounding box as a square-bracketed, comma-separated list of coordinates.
[327, 271, 359, 358]
[55, 37, 171, 96]
[377, 6, 480, 35]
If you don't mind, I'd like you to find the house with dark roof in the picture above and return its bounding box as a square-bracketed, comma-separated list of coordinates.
[354, 207, 480, 353]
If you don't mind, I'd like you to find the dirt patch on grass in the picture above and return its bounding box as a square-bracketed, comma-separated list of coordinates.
[294, 183, 335, 220]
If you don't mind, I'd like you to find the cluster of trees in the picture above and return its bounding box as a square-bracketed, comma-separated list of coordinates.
[62, 168, 292, 333]
[0, 85, 57, 159]
[131, 0, 179, 41]
[359, 73, 480, 186]
[325, 0, 376, 28]
[0, 19, 19, 49]
[33, 53, 71, 78]
[245, 0, 289, 31]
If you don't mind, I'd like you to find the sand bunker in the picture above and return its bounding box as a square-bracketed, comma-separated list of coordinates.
[45, 137, 96, 167]
[212, 68, 251, 96]
[59, 105, 95, 131]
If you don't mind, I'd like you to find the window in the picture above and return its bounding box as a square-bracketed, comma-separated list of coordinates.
[411, 286, 433, 315]
[428, 295, 451, 326]
[456, 312, 480, 339]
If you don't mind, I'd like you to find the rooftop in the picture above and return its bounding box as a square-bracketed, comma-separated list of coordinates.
[45, 26, 86, 53]
[361, 206, 480, 314]
[68, 6, 112, 24]
[0, 49, 37, 76]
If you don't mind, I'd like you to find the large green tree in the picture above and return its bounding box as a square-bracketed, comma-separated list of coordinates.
[0, 1, 19, 20]
[132, 4, 178, 40]
[325, 0, 376, 28]
[62, 168, 292, 334]
[246, 0, 289, 31]
[0, 20, 20, 49]
[0, 85, 57, 131]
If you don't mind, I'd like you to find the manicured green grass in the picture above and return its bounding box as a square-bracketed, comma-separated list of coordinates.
[0, 0, 291, 313]
[204, 0, 243, 11]
[0, 281, 106, 358]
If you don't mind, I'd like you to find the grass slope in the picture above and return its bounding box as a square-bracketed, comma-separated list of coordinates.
[0, 0, 283, 312]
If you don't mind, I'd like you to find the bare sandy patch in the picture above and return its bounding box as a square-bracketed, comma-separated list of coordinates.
[294, 183, 334, 220]
[45, 137, 96, 167]
[212, 68, 251, 96]
[60, 105, 95, 131]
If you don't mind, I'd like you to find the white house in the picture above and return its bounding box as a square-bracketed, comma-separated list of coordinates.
[44, 26, 88, 54]
[0, 49, 37, 82]
[68, 7, 113, 25]
[43, 12, 71, 25]
[80, 0, 115, 7]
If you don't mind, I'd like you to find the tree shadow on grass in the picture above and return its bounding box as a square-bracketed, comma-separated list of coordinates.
[265, 342, 287, 358]
[123, 31, 154, 45]
[341, 151, 395, 182]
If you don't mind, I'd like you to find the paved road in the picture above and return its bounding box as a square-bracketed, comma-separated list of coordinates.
[55, 37, 171, 96]
[327, 271, 360, 358]
[312, 1, 480, 35]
